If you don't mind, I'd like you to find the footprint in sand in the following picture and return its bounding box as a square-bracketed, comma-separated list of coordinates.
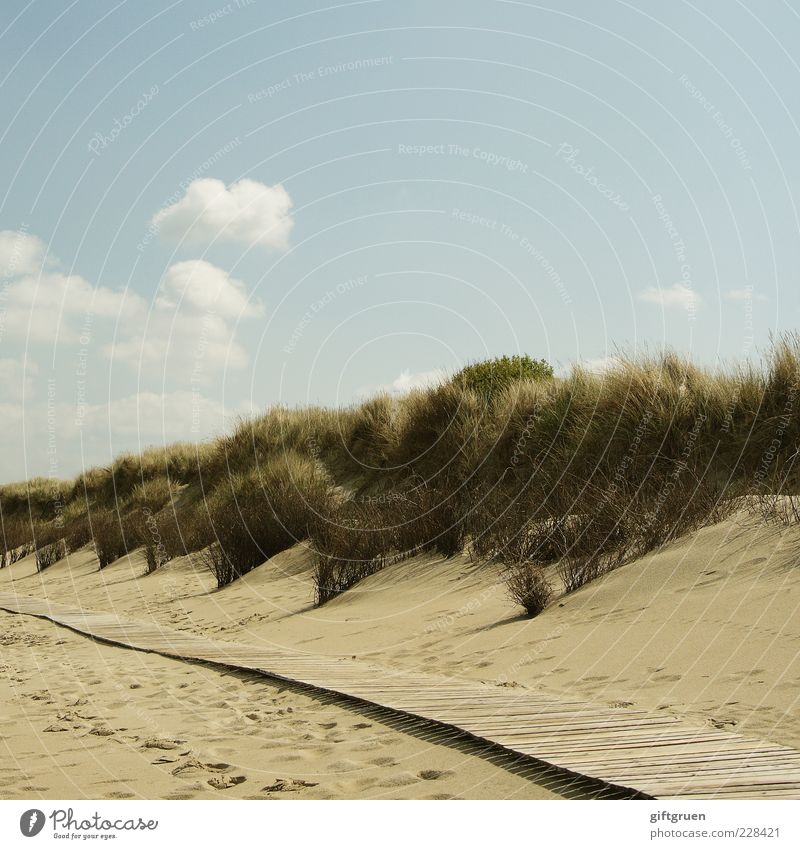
[709, 717, 738, 729]
[208, 775, 247, 790]
[261, 777, 318, 793]
[28, 691, 52, 702]
[143, 737, 185, 750]
[172, 758, 229, 777]
[418, 769, 453, 781]
[379, 772, 419, 788]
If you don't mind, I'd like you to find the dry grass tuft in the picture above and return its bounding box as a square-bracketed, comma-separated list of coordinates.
[505, 562, 553, 616]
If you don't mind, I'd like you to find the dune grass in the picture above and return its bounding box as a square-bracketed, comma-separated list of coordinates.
[1, 344, 799, 612]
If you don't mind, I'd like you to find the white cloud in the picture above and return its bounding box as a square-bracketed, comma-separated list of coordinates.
[80, 390, 230, 440]
[110, 260, 261, 374]
[0, 233, 260, 373]
[638, 283, 700, 312]
[580, 356, 621, 375]
[388, 368, 448, 394]
[355, 368, 448, 399]
[726, 287, 767, 302]
[0, 230, 46, 278]
[2, 269, 144, 344]
[1, 229, 145, 343]
[0, 356, 38, 400]
[109, 310, 250, 374]
[151, 177, 293, 250]
[157, 259, 264, 320]
[0, 390, 239, 481]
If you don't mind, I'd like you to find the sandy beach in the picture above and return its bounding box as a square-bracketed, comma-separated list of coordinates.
[2, 510, 799, 799]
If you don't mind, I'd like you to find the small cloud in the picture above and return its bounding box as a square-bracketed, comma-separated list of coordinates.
[555, 356, 621, 378]
[387, 368, 448, 394]
[726, 287, 767, 302]
[580, 356, 621, 375]
[151, 177, 293, 250]
[357, 368, 448, 398]
[158, 259, 264, 320]
[638, 283, 700, 312]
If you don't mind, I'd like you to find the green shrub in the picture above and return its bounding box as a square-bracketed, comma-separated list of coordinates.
[452, 355, 553, 402]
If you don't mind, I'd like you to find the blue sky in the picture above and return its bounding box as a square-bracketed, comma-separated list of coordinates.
[1, 0, 798, 481]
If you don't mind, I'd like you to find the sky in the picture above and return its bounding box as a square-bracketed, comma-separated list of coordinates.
[1, 0, 799, 482]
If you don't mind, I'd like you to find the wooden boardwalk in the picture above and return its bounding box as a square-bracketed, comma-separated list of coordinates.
[2, 590, 799, 799]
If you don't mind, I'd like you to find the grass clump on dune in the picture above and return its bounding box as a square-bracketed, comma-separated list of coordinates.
[505, 562, 553, 617]
[203, 452, 330, 588]
[3, 339, 800, 606]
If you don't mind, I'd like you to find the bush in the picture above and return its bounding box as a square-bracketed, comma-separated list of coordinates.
[35, 539, 67, 572]
[452, 355, 553, 403]
[142, 542, 162, 574]
[313, 554, 386, 606]
[387, 384, 489, 510]
[505, 563, 553, 616]
[91, 509, 129, 569]
[309, 501, 392, 604]
[393, 486, 470, 558]
[61, 501, 93, 552]
[558, 554, 611, 595]
[204, 453, 330, 587]
[125, 477, 175, 514]
[469, 500, 569, 565]
[201, 542, 238, 589]
[346, 394, 397, 471]
[308, 484, 471, 606]
[1, 517, 35, 567]
[154, 502, 214, 561]
[753, 492, 800, 526]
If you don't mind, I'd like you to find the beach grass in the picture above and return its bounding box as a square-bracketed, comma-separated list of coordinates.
[1, 342, 798, 613]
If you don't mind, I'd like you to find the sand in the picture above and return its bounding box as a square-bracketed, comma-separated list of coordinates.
[2, 511, 799, 798]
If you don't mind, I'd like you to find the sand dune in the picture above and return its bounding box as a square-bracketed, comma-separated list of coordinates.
[2, 510, 799, 798]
